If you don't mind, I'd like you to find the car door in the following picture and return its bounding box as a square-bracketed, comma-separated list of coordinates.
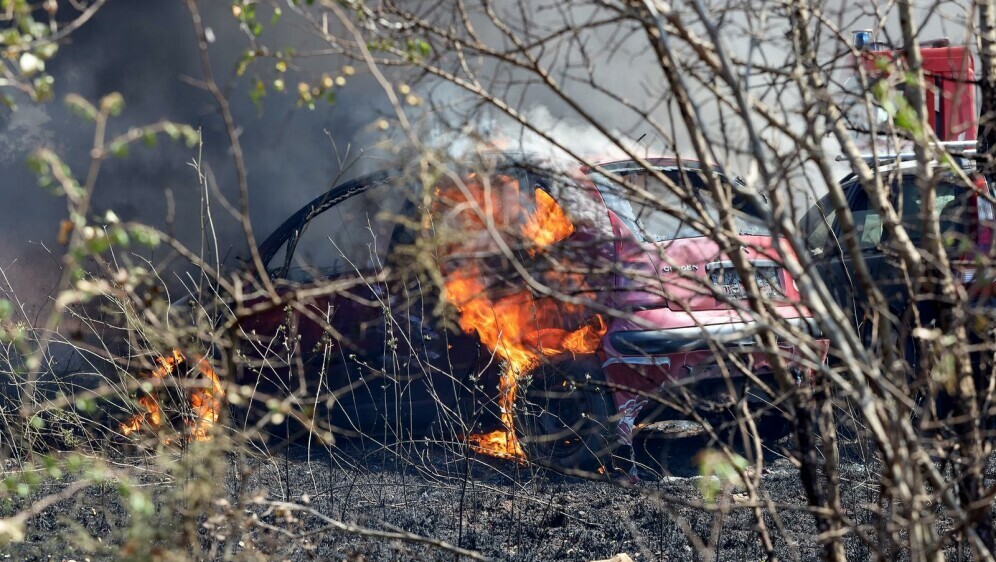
[801, 193, 846, 315]
[840, 185, 891, 330]
[257, 176, 408, 366]
[801, 184, 888, 331]
[889, 175, 978, 320]
[245, 175, 482, 435]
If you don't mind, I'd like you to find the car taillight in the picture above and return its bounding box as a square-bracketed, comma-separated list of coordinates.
[958, 175, 996, 294]
[973, 175, 994, 249]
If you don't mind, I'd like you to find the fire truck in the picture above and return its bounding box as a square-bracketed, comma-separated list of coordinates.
[848, 29, 976, 146]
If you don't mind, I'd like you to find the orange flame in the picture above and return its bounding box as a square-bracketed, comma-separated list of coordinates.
[448, 272, 606, 460]
[520, 188, 575, 248]
[188, 357, 224, 441]
[119, 395, 162, 435]
[438, 174, 605, 460]
[120, 349, 224, 442]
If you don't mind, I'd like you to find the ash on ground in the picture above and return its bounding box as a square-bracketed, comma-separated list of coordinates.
[0, 435, 887, 561]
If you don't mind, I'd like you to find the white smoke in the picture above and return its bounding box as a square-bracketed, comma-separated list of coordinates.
[408, 101, 656, 172]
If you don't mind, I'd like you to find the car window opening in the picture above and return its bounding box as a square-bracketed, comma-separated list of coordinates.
[268, 167, 590, 283]
[269, 182, 410, 282]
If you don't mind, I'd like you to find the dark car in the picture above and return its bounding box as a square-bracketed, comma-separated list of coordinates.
[242, 155, 826, 471]
[800, 160, 995, 367]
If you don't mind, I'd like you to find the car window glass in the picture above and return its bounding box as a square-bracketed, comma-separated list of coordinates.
[533, 171, 612, 239]
[432, 169, 532, 234]
[854, 209, 884, 248]
[843, 189, 884, 250]
[431, 168, 589, 249]
[898, 179, 972, 242]
[266, 238, 289, 276]
[590, 167, 770, 241]
[800, 198, 837, 255]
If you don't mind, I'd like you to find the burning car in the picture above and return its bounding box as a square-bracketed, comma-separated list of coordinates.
[242, 154, 825, 473]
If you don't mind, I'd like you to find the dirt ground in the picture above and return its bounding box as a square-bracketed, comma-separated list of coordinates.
[0, 433, 888, 562]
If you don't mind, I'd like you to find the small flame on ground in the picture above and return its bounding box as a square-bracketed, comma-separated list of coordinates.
[120, 349, 223, 442]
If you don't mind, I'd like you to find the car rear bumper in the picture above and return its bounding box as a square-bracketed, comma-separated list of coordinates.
[605, 316, 823, 358]
[600, 316, 829, 412]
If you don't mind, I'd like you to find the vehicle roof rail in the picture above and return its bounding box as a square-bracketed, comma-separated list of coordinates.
[835, 140, 978, 163]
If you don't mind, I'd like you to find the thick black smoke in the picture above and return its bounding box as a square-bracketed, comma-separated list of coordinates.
[0, 1, 396, 317]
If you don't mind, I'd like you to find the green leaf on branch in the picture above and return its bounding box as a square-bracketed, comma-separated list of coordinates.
[131, 226, 161, 248]
[99, 92, 125, 116]
[163, 121, 181, 141]
[695, 448, 749, 503]
[404, 38, 431, 61]
[31, 75, 54, 102]
[36, 42, 58, 59]
[143, 130, 157, 147]
[64, 94, 98, 122]
[0, 28, 20, 45]
[108, 140, 129, 158]
[180, 125, 200, 147]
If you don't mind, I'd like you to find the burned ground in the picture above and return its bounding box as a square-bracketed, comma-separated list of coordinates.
[0, 437, 888, 561]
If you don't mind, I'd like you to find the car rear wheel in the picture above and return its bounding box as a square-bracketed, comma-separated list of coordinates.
[749, 412, 794, 441]
[709, 375, 796, 446]
[514, 357, 616, 474]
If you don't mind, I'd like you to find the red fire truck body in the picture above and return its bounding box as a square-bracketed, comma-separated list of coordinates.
[855, 40, 976, 142]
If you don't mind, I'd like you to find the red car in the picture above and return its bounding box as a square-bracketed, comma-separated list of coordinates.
[244, 155, 826, 473]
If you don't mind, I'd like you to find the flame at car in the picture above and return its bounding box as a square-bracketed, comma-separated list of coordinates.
[120, 349, 224, 442]
[520, 188, 575, 248]
[438, 172, 604, 460]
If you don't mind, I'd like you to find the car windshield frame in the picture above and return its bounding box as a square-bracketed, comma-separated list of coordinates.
[258, 171, 401, 281]
[259, 161, 595, 282]
[587, 163, 771, 241]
